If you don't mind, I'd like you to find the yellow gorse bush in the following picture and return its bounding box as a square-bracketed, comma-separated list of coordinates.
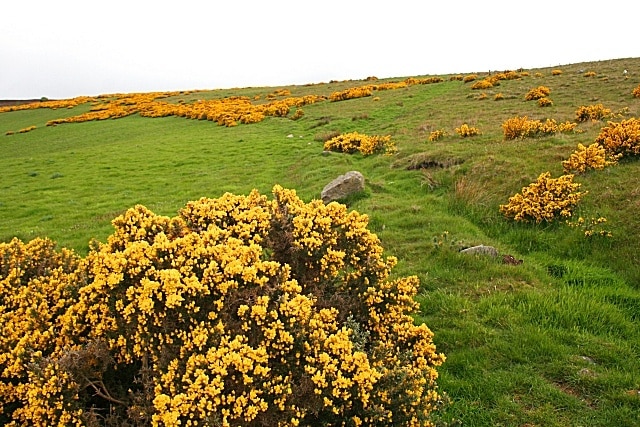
[502, 116, 578, 140]
[594, 117, 640, 157]
[575, 104, 612, 122]
[470, 79, 494, 90]
[499, 172, 586, 223]
[524, 86, 551, 101]
[0, 186, 444, 426]
[455, 124, 481, 137]
[562, 142, 619, 174]
[428, 129, 448, 142]
[323, 132, 396, 155]
[633, 84, 640, 98]
[537, 97, 553, 107]
[329, 86, 375, 102]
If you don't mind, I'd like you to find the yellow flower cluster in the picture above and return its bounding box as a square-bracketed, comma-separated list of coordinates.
[499, 172, 586, 223]
[538, 97, 553, 107]
[375, 82, 408, 91]
[406, 76, 444, 85]
[467, 70, 523, 91]
[552, 69, 563, 76]
[329, 77, 445, 102]
[583, 71, 597, 77]
[0, 186, 444, 426]
[0, 238, 86, 426]
[1, 91, 325, 129]
[502, 116, 577, 140]
[575, 104, 612, 122]
[329, 86, 375, 102]
[471, 79, 494, 90]
[17, 125, 37, 133]
[524, 86, 551, 101]
[428, 129, 448, 142]
[566, 216, 612, 238]
[463, 74, 477, 83]
[633, 84, 640, 98]
[594, 117, 640, 157]
[562, 142, 619, 174]
[0, 96, 97, 113]
[455, 124, 481, 137]
[323, 132, 396, 155]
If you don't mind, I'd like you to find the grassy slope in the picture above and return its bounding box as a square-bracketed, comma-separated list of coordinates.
[1, 58, 639, 426]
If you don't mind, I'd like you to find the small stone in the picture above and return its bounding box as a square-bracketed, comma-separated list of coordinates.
[459, 245, 499, 257]
[321, 171, 365, 204]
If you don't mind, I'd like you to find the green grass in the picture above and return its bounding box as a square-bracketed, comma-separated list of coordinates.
[2, 58, 640, 426]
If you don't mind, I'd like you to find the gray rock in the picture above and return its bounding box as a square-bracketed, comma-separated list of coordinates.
[459, 245, 499, 257]
[321, 171, 365, 203]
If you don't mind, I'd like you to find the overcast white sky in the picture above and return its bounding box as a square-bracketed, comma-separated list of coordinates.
[1, 1, 637, 100]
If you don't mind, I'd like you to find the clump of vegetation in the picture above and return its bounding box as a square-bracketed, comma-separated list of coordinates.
[552, 69, 563, 76]
[575, 104, 612, 122]
[633, 84, 640, 98]
[499, 172, 586, 223]
[471, 79, 494, 90]
[502, 116, 577, 140]
[455, 124, 481, 137]
[463, 74, 478, 83]
[566, 216, 612, 238]
[538, 97, 553, 107]
[595, 117, 640, 157]
[428, 129, 448, 142]
[290, 108, 304, 120]
[329, 86, 374, 102]
[0, 187, 444, 426]
[525, 86, 551, 101]
[562, 142, 619, 174]
[323, 131, 396, 155]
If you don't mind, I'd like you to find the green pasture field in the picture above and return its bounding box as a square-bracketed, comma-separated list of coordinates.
[1, 57, 639, 426]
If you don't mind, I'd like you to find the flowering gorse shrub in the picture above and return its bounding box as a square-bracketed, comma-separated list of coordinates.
[575, 104, 612, 122]
[470, 79, 494, 90]
[594, 117, 640, 157]
[499, 172, 586, 223]
[428, 129, 448, 142]
[323, 132, 396, 155]
[633, 84, 640, 98]
[525, 86, 551, 101]
[0, 186, 444, 426]
[502, 116, 577, 140]
[551, 69, 563, 76]
[455, 124, 481, 137]
[538, 97, 553, 107]
[329, 86, 375, 102]
[562, 142, 619, 174]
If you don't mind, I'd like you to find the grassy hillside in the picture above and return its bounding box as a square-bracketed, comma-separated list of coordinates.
[1, 57, 639, 426]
